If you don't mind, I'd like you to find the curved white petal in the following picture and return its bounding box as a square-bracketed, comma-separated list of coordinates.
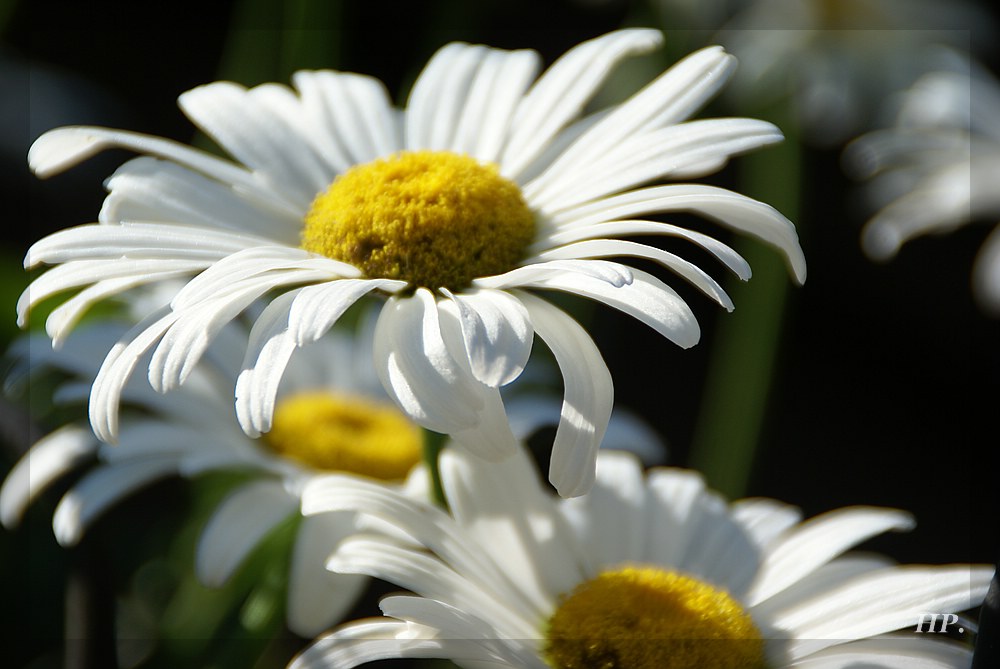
[515, 291, 612, 498]
[372, 290, 482, 433]
[327, 536, 536, 640]
[100, 157, 301, 242]
[475, 258, 633, 290]
[532, 239, 734, 311]
[748, 507, 917, 606]
[439, 289, 533, 387]
[513, 266, 701, 349]
[53, 458, 179, 546]
[550, 184, 807, 284]
[730, 497, 803, 549]
[0, 425, 98, 529]
[89, 307, 181, 443]
[178, 80, 332, 206]
[530, 219, 751, 280]
[195, 479, 297, 588]
[773, 566, 993, 660]
[501, 29, 664, 179]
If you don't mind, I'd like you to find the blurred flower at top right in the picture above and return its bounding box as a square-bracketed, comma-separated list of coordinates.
[843, 54, 1000, 315]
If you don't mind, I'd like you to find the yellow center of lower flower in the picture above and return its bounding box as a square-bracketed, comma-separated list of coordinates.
[544, 566, 765, 669]
[301, 151, 535, 290]
[264, 391, 423, 480]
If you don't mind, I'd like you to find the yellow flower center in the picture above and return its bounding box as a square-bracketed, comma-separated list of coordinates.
[544, 566, 764, 669]
[302, 151, 535, 290]
[264, 391, 423, 480]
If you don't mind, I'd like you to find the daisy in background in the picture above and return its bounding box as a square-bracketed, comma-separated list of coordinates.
[844, 55, 1000, 315]
[0, 314, 663, 638]
[712, 0, 992, 145]
[294, 447, 992, 669]
[20, 28, 805, 497]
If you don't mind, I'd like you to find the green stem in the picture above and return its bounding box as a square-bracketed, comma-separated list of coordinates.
[688, 111, 802, 499]
[423, 430, 449, 508]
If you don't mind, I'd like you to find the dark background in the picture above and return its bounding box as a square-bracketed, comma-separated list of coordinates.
[2, 0, 998, 667]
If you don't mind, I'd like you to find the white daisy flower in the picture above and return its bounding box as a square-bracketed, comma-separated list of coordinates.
[715, 0, 992, 144]
[0, 316, 664, 637]
[294, 447, 992, 669]
[21, 29, 805, 497]
[844, 58, 1000, 315]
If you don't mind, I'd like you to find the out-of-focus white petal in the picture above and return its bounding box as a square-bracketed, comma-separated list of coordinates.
[786, 636, 973, 669]
[0, 425, 98, 529]
[196, 479, 297, 587]
[515, 291, 612, 498]
[286, 511, 369, 638]
[748, 507, 916, 605]
[53, 458, 179, 545]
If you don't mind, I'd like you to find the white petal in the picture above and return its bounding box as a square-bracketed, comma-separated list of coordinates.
[286, 512, 370, 637]
[291, 70, 400, 167]
[475, 258, 633, 289]
[773, 566, 993, 660]
[531, 239, 734, 311]
[100, 157, 301, 242]
[406, 43, 489, 151]
[0, 425, 98, 529]
[53, 458, 179, 545]
[558, 450, 647, 574]
[530, 219, 751, 280]
[730, 497, 803, 548]
[500, 29, 664, 179]
[452, 49, 541, 163]
[328, 536, 536, 640]
[515, 291, 612, 498]
[28, 127, 264, 198]
[439, 446, 582, 614]
[288, 278, 404, 346]
[787, 636, 973, 669]
[748, 507, 917, 605]
[372, 290, 482, 433]
[514, 266, 701, 349]
[195, 479, 297, 587]
[178, 81, 332, 206]
[89, 307, 181, 443]
[550, 184, 806, 284]
[18, 258, 207, 329]
[530, 118, 782, 212]
[439, 289, 533, 387]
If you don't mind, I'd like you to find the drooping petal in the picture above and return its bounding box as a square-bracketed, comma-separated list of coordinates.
[0, 425, 98, 529]
[550, 184, 807, 284]
[514, 291, 612, 498]
[52, 458, 179, 545]
[195, 479, 297, 587]
[372, 290, 482, 433]
[438, 288, 533, 387]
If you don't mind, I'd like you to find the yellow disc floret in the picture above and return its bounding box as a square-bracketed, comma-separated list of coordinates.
[264, 391, 423, 480]
[302, 151, 535, 290]
[544, 565, 765, 669]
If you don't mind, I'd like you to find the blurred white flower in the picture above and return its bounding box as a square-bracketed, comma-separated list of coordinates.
[0, 314, 664, 637]
[20, 29, 804, 497]
[714, 0, 992, 144]
[294, 447, 992, 669]
[844, 56, 1000, 314]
